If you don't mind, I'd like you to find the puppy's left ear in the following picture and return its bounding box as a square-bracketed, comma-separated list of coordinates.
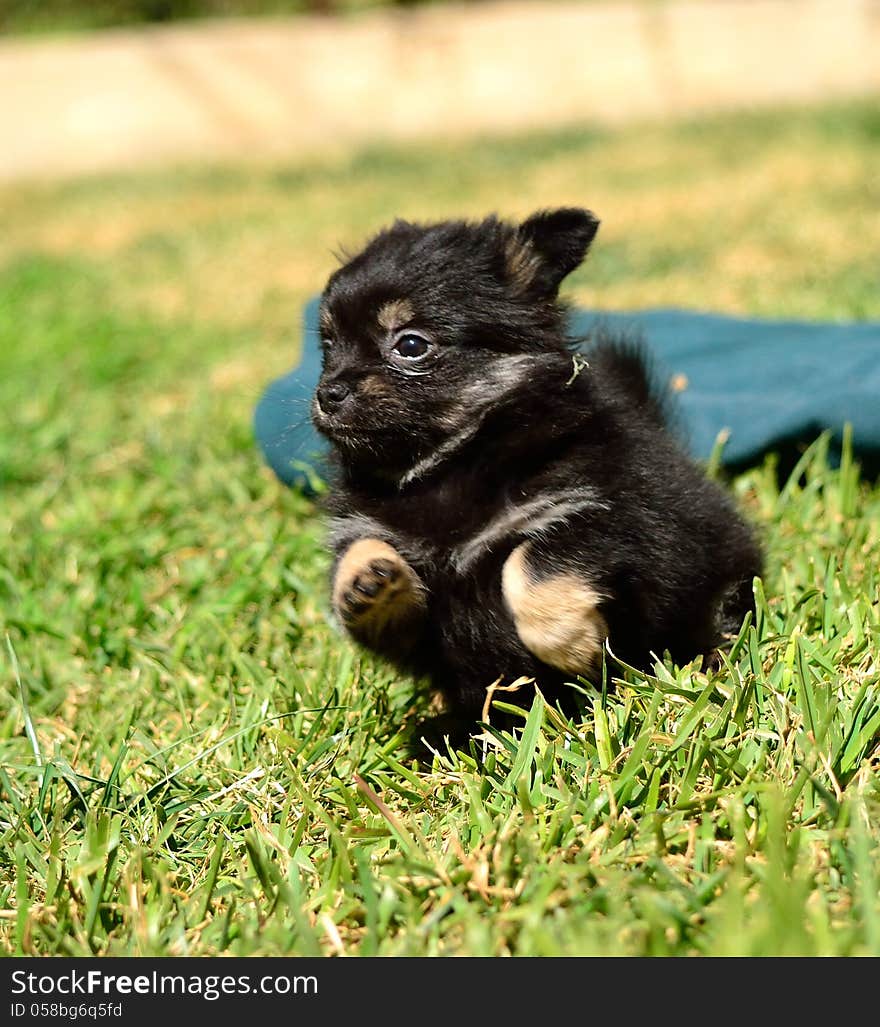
[510, 208, 599, 298]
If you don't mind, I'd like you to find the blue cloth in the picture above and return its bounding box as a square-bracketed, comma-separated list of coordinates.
[255, 297, 880, 492]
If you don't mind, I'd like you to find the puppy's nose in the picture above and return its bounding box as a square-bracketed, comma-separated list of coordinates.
[317, 380, 351, 412]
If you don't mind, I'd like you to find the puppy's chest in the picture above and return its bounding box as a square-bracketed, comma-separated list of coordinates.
[341, 471, 604, 578]
[385, 484, 514, 571]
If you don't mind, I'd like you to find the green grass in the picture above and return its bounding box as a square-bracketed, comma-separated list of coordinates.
[0, 1, 406, 38]
[2, 99, 879, 956]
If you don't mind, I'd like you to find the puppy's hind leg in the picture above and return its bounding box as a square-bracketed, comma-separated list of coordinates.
[333, 538, 427, 657]
[501, 542, 608, 677]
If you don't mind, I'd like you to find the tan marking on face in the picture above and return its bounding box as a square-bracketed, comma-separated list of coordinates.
[501, 542, 608, 675]
[504, 235, 542, 294]
[358, 375, 389, 398]
[377, 298, 415, 332]
[333, 538, 426, 646]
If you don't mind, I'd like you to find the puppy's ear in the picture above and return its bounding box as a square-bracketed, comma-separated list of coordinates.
[508, 208, 599, 298]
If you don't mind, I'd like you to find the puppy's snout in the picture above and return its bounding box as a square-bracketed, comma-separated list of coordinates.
[317, 380, 352, 412]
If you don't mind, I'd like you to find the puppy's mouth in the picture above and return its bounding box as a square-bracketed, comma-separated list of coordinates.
[312, 396, 329, 424]
[312, 397, 342, 434]
[312, 397, 364, 447]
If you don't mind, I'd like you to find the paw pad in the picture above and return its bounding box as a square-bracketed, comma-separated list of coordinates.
[332, 541, 425, 640]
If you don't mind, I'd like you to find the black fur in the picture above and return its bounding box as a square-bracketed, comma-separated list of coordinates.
[312, 209, 762, 734]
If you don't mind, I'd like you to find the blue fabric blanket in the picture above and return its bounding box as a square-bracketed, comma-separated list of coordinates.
[255, 298, 880, 492]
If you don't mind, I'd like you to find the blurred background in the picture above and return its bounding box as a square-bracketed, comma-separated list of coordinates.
[4, 1, 880, 180]
[3, 0, 878, 354]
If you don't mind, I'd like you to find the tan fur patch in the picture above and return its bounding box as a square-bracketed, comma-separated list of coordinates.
[358, 375, 389, 398]
[377, 299, 414, 332]
[333, 538, 426, 646]
[504, 235, 541, 293]
[319, 309, 336, 336]
[501, 543, 608, 675]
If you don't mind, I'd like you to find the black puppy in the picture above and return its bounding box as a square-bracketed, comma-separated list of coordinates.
[312, 209, 761, 734]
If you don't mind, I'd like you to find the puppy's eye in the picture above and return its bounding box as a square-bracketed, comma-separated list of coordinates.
[393, 333, 430, 359]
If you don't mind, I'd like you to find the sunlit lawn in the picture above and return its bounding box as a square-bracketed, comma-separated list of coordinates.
[1, 99, 879, 955]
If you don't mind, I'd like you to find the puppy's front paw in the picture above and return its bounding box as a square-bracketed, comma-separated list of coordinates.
[333, 539, 426, 646]
[336, 555, 403, 625]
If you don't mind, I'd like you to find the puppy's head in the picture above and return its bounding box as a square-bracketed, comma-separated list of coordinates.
[313, 208, 599, 476]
